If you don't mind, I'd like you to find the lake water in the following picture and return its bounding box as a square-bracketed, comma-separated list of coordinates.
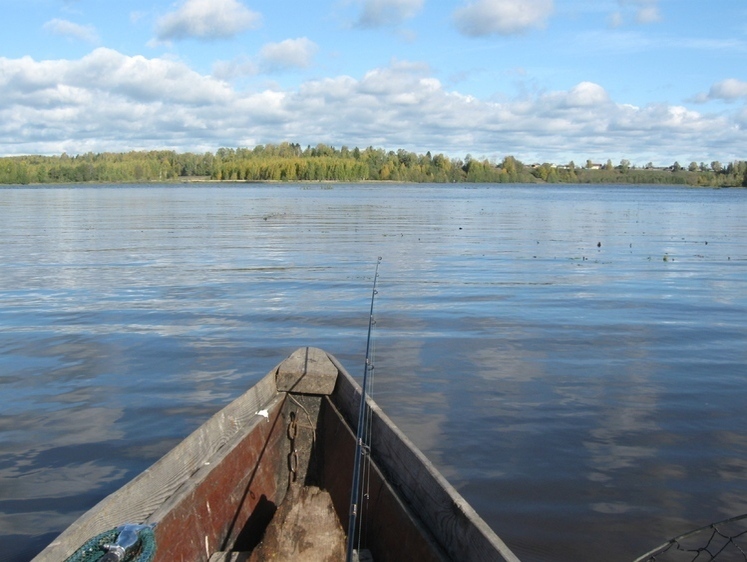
[1, 183, 746, 561]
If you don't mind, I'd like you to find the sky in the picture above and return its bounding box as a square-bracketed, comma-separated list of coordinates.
[2, 0, 746, 165]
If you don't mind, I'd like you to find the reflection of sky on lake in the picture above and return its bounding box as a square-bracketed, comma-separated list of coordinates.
[1, 184, 746, 561]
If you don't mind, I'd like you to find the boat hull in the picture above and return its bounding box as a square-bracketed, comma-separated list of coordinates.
[33, 347, 519, 562]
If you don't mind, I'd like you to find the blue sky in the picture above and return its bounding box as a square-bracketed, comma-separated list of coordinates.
[2, 0, 746, 165]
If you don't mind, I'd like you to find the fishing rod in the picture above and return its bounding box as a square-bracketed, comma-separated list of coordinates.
[346, 257, 382, 562]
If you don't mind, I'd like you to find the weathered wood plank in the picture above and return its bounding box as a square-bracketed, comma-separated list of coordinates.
[276, 347, 337, 395]
[326, 352, 521, 562]
[247, 486, 345, 562]
[33, 365, 280, 562]
[147, 394, 288, 561]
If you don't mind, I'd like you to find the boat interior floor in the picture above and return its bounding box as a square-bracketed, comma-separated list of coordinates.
[209, 485, 345, 562]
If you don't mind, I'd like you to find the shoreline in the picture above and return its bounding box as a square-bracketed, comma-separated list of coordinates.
[2, 179, 743, 189]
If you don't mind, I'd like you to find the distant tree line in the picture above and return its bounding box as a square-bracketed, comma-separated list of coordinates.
[1, 143, 746, 187]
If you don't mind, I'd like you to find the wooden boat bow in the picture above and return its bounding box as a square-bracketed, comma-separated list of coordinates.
[34, 347, 520, 562]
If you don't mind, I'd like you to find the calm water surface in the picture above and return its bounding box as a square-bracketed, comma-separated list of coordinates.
[1, 184, 746, 561]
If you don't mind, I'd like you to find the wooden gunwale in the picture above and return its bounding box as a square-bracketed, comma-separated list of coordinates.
[327, 352, 521, 562]
[32, 363, 282, 562]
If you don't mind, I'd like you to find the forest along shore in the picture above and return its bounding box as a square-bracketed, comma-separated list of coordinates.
[2, 143, 746, 186]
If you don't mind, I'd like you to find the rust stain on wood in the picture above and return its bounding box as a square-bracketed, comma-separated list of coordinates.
[151, 399, 287, 561]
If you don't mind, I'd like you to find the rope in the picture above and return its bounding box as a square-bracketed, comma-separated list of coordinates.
[64, 526, 156, 562]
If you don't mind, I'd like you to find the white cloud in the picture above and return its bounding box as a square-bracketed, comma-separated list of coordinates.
[211, 38, 318, 80]
[635, 4, 661, 24]
[453, 0, 553, 37]
[356, 0, 424, 28]
[608, 12, 624, 28]
[707, 78, 747, 101]
[0, 48, 233, 143]
[77, 48, 233, 104]
[43, 19, 99, 43]
[562, 82, 611, 108]
[155, 0, 261, 41]
[212, 56, 259, 81]
[259, 38, 319, 72]
[610, 0, 661, 27]
[0, 51, 744, 165]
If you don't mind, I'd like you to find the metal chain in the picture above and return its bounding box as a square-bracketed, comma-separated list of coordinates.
[287, 412, 299, 483]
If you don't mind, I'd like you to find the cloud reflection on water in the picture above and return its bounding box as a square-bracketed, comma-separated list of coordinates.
[1, 185, 746, 562]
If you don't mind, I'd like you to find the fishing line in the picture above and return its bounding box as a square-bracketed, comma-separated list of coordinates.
[346, 257, 381, 562]
[358, 307, 377, 555]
